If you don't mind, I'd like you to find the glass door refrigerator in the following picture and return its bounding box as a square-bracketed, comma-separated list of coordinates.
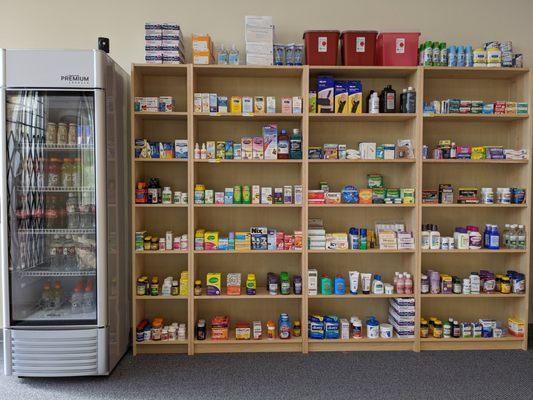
[1, 49, 130, 376]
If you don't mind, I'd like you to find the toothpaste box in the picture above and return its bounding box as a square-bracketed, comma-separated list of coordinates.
[317, 75, 334, 113]
[241, 137, 253, 160]
[242, 96, 253, 113]
[252, 137, 264, 159]
[262, 124, 278, 159]
[174, 139, 188, 159]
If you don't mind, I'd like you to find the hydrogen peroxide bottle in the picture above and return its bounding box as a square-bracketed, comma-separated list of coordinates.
[379, 85, 396, 113]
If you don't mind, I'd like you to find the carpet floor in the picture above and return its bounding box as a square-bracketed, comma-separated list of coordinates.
[2, 349, 533, 399]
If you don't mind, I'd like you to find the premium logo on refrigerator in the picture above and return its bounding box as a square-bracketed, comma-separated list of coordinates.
[60, 74, 90, 84]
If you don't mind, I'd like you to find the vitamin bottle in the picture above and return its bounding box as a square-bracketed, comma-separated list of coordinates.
[429, 225, 441, 250]
[421, 224, 430, 250]
[509, 224, 518, 249]
[489, 224, 500, 249]
[277, 129, 289, 159]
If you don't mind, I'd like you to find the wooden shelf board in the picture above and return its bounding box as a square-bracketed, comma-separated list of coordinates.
[195, 288, 302, 300]
[136, 339, 188, 345]
[194, 250, 302, 254]
[421, 336, 523, 343]
[194, 112, 301, 121]
[308, 249, 415, 254]
[134, 158, 188, 163]
[422, 249, 526, 254]
[194, 203, 302, 208]
[193, 64, 304, 78]
[423, 66, 529, 79]
[421, 293, 526, 298]
[423, 159, 528, 164]
[309, 293, 414, 299]
[308, 158, 415, 163]
[309, 113, 415, 122]
[308, 65, 417, 78]
[422, 203, 526, 208]
[135, 204, 188, 208]
[308, 203, 415, 208]
[134, 111, 188, 120]
[194, 332, 303, 345]
[135, 295, 188, 300]
[135, 250, 189, 255]
[194, 159, 302, 164]
[131, 63, 188, 76]
[423, 114, 528, 122]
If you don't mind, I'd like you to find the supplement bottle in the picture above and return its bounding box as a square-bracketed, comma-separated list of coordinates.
[517, 224, 526, 249]
[421, 224, 430, 250]
[429, 225, 441, 250]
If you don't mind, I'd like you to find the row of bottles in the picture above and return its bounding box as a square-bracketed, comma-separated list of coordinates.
[39, 279, 95, 315]
[217, 44, 240, 65]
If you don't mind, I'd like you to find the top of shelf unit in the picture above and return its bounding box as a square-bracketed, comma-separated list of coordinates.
[132, 63, 188, 76]
[193, 64, 304, 78]
[423, 66, 530, 80]
[308, 66, 418, 78]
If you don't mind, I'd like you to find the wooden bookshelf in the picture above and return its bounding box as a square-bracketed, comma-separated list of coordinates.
[131, 64, 530, 355]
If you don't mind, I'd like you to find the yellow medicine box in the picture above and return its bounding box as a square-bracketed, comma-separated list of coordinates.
[230, 96, 242, 113]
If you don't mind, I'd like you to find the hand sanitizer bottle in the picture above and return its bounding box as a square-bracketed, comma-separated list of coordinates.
[228, 44, 240, 65]
[217, 44, 228, 65]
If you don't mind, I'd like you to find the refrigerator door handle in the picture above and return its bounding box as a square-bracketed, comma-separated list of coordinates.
[94, 88, 107, 328]
[0, 85, 10, 328]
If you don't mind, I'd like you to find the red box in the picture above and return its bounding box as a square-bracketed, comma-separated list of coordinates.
[340, 30, 377, 66]
[303, 30, 340, 65]
[376, 32, 420, 66]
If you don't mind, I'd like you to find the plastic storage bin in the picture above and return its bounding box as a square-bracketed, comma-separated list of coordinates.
[340, 30, 377, 66]
[303, 30, 340, 65]
[376, 32, 420, 66]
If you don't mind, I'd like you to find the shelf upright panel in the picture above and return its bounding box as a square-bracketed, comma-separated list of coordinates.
[187, 64, 194, 355]
[301, 66, 309, 353]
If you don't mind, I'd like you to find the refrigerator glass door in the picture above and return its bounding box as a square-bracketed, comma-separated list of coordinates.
[6, 90, 97, 326]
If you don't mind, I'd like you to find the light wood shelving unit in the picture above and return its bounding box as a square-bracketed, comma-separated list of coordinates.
[131, 64, 530, 354]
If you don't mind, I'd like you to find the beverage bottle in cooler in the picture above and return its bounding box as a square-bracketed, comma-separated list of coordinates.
[51, 280, 63, 310]
[63, 234, 76, 270]
[81, 152, 95, 188]
[71, 158, 81, 187]
[66, 193, 79, 229]
[67, 123, 77, 145]
[82, 280, 95, 314]
[517, 224, 526, 249]
[45, 194, 60, 229]
[71, 282, 84, 314]
[41, 282, 53, 311]
[49, 234, 62, 269]
[61, 158, 72, 187]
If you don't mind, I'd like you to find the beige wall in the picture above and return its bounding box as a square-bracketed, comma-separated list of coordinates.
[1, 0, 533, 71]
[1, 0, 532, 323]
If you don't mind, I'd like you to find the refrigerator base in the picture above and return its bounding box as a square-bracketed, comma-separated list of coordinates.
[3, 327, 109, 377]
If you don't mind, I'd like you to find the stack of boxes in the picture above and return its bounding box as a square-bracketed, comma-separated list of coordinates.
[245, 16, 274, 65]
[388, 298, 415, 338]
[144, 23, 185, 64]
[192, 34, 215, 64]
[308, 219, 326, 250]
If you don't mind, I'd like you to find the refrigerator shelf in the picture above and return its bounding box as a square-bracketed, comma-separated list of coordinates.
[17, 186, 96, 193]
[17, 228, 96, 235]
[16, 270, 96, 277]
[24, 305, 96, 321]
[18, 144, 95, 151]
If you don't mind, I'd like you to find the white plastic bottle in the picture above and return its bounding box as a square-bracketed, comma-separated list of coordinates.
[369, 92, 380, 114]
[372, 274, 384, 294]
[429, 225, 441, 250]
[228, 44, 240, 65]
[421, 225, 430, 250]
[200, 143, 207, 159]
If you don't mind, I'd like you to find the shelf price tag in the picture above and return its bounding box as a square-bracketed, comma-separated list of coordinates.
[242, 112, 254, 117]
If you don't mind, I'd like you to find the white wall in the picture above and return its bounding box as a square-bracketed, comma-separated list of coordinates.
[1, 0, 532, 322]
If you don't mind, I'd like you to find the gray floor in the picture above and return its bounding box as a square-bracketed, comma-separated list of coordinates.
[2, 349, 533, 399]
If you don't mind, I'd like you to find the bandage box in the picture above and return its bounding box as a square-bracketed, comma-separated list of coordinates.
[174, 139, 188, 159]
[334, 81, 349, 113]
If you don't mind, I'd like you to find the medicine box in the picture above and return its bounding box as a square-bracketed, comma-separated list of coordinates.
[317, 75, 334, 113]
[266, 96, 276, 113]
[347, 80, 363, 113]
[281, 97, 292, 114]
[241, 137, 253, 159]
[158, 96, 174, 112]
[292, 96, 302, 114]
[230, 96, 242, 113]
[308, 269, 318, 295]
[144, 97, 159, 112]
[224, 188, 234, 204]
[250, 227, 268, 250]
[174, 140, 188, 159]
[226, 273, 241, 295]
[206, 141, 216, 159]
[194, 93, 202, 112]
[309, 91, 317, 113]
[262, 124, 278, 159]
[201, 93, 210, 113]
[242, 96, 253, 113]
[209, 93, 218, 112]
[261, 187, 273, 204]
[254, 96, 265, 113]
[252, 137, 264, 159]
[252, 185, 260, 204]
[334, 81, 348, 113]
